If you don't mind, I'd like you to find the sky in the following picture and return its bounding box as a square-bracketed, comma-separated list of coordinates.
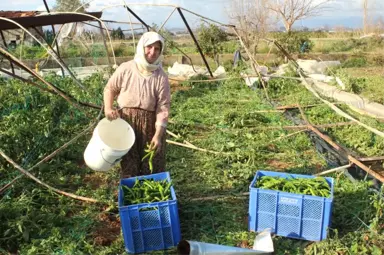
[1, 0, 384, 30]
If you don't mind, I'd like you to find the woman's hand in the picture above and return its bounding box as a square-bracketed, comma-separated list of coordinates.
[105, 108, 120, 121]
[150, 134, 161, 153]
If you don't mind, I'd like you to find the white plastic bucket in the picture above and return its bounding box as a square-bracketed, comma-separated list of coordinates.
[84, 117, 136, 172]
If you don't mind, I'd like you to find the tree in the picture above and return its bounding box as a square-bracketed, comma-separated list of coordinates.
[53, 0, 89, 12]
[44, 30, 55, 45]
[227, 0, 276, 54]
[111, 27, 125, 40]
[275, 31, 313, 58]
[197, 23, 228, 66]
[267, 0, 332, 32]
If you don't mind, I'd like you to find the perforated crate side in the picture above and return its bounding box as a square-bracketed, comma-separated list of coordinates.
[248, 170, 334, 241]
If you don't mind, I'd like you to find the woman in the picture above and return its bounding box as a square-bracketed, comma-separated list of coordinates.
[103, 31, 170, 178]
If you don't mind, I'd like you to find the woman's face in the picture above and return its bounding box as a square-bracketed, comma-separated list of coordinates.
[144, 41, 162, 64]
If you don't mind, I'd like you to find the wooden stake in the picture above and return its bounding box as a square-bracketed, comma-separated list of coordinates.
[316, 164, 352, 176]
[166, 139, 225, 155]
[166, 130, 197, 148]
[297, 103, 384, 182]
[358, 156, 384, 162]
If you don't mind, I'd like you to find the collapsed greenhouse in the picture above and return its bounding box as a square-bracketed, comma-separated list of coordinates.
[0, 1, 383, 254]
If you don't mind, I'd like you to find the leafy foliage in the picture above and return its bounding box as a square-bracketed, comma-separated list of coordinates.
[328, 36, 384, 52]
[274, 31, 313, 56]
[341, 57, 368, 68]
[197, 23, 229, 65]
[110, 27, 125, 40]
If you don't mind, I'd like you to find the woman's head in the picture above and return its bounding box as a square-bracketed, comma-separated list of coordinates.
[144, 40, 162, 64]
[134, 32, 165, 73]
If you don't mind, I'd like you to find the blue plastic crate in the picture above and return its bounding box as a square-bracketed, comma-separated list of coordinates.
[248, 170, 334, 241]
[118, 172, 181, 254]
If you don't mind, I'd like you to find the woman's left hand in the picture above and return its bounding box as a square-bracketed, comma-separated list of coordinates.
[150, 135, 161, 153]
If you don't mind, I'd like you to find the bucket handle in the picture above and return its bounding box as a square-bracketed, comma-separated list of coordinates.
[100, 148, 122, 166]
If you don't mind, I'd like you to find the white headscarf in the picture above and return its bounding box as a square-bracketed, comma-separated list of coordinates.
[134, 31, 165, 76]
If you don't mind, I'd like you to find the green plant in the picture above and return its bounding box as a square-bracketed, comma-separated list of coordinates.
[110, 27, 124, 40]
[9, 45, 47, 59]
[197, 23, 229, 65]
[274, 32, 313, 56]
[223, 59, 248, 75]
[256, 176, 331, 197]
[122, 179, 172, 205]
[142, 143, 155, 173]
[333, 69, 366, 93]
[329, 36, 384, 53]
[267, 77, 301, 96]
[341, 57, 368, 68]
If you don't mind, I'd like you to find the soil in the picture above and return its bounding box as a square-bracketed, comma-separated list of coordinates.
[267, 159, 295, 170]
[83, 174, 107, 189]
[92, 212, 121, 246]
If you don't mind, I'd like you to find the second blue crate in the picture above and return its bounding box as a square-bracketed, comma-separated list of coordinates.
[249, 170, 334, 241]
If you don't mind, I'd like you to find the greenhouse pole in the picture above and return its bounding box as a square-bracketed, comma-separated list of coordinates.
[176, 7, 213, 78]
[42, 0, 65, 76]
[97, 21, 111, 66]
[124, 6, 150, 32]
[0, 31, 15, 74]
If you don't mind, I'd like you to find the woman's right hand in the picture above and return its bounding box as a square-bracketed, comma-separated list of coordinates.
[105, 108, 120, 121]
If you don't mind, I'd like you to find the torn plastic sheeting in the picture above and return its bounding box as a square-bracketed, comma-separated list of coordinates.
[244, 76, 259, 87]
[168, 62, 226, 79]
[312, 81, 384, 118]
[242, 66, 268, 87]
[297, 59, 340, 74]
[307, 74, 345, 90]
[57, 23, 85, 47]
[307, 74, 334, 83]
